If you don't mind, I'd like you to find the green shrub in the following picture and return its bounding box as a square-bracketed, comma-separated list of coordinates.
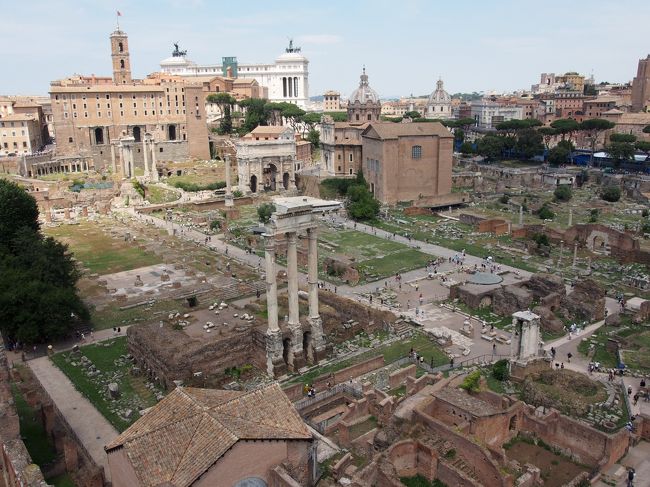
[589, 208, 599, 223]
[499, 194, 510, 204]
[210, 220, 221, 231]
[492, 359, 510, 381]
[232, 189, 243, 198]
[601, 186, 621, 202]
[537, 204, 555, 220]
[532, 233, 550, 247]
[257, 203, 276, 224]
[460, 370, 481, 393]
[642, 208, 649, 218]
[553, 185, 572, 202]
[132, 180, 145, 198]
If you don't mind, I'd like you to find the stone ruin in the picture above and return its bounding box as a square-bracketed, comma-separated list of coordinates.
[454, 272, 606, 333]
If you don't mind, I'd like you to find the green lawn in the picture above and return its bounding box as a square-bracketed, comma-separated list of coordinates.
[146, 185, 180, 204]
[318, 229, 432, 283]
[288, 333, 447, 386]
[11, 383, 57, 466]
[45, 222, 161, 275]
[51, 337, 163, 432]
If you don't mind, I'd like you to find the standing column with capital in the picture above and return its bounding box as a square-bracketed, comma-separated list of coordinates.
[286, 232, 304, 369]
[264, 235, 284, 377]
[110, 144, 116, 174]
[143, 137, 150, 179]
[307, 226, 326, 362]
[128, 146, 135, 179]
[225, 155, 234, 207]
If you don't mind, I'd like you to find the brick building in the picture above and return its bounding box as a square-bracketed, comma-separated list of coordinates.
[320, 118, 368, 176]
[631, 54, 650, 112]
[361, 122, 454, 206]
[105, 383, 315, 487]
[0, 97, 48, 157]
[49, 27, 209, 171]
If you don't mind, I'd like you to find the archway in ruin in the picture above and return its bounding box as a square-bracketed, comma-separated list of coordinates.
[263, 164, 277, 191]
[282, 337, 293, 370]
[250, 174, 258, 193]
[303, 331, 313, 364]
[282, 172, 290, 190]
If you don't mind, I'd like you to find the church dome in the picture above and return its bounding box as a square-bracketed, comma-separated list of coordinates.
[428, 79, 451, 104]
[349, 68, 379, 104]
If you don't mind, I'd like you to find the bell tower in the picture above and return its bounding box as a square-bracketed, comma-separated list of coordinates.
[110, 30, 132, 84]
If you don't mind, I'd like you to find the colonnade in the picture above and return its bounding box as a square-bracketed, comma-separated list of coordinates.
[264, 226, 325, 377]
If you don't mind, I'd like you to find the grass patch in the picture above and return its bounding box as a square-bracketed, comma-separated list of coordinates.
[348, 415, 377, 439]
[45, 222, 161, 275]
[146, 185, 180, 204]
[11, 383, 57, 466]
[400, 475, 448, 487]
[50, 337, 163, 432]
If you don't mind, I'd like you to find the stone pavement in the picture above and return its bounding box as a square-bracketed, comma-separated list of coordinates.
[29, 356, 118, 481]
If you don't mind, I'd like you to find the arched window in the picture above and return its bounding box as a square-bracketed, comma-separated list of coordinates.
[120, 59, 125, 69]
[118, 42, 124, 52]
[412, 145, 422, 159]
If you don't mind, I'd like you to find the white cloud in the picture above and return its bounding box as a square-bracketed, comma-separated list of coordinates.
[297, 34, 342, 45]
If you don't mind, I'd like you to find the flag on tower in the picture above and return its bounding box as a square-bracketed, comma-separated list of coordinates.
[117, 10, 122, 16]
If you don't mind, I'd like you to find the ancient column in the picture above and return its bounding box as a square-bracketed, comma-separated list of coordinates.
[110, 144, 116, 174]
[128, 146, 135, 179]
[307, 226, 325, 362]
[519, 205, 523, 225]
[151, 142, 159, 182]
[264, 235, 283, 377]
[225, 155, 234, 207]
[557, 240, 564, 271]
[572, 241, 578, 269]
[143, 137, 150, 179]
[568, 208, 573, 227]
[287, 232, 304, 368]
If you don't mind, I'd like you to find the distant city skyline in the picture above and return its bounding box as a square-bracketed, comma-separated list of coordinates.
[2, 0, 649, 98]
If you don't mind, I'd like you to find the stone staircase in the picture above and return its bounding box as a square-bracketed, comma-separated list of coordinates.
[215, 280, 265, 302]
[391, 320, 413, 338]
[423, 436, 481, 484]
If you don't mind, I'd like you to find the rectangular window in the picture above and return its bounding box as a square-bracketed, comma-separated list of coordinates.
[106, 94, 110, 99]
[412, 145, 422, 159]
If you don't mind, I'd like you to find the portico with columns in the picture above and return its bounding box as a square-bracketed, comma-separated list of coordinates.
[262, 196, 341, 378]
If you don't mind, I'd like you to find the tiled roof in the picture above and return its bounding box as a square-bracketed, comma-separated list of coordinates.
[105, 383, 311, 487]
[362, 122, 452, 140]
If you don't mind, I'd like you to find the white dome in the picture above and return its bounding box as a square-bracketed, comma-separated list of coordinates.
[349, 68, 379, 104]
[428, 79, 451, 104]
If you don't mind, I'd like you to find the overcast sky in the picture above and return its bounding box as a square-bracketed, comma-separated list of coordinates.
[2, 0, 649, 98]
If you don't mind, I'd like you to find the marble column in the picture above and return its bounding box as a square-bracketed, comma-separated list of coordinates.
[572, 242, 578, 269]
[568, 208, 573, 227]
[110, 144, 116, 174]
[225, 155, 234, 207]
[287, 232, 304, 368]
[128, 146, 135, 179]
[143, 138, 150, 179]
[519, 205, 523, 225]
[264, 235, 284, 377]
[151, 142, 159, 182]
[307, 226, 325, 362]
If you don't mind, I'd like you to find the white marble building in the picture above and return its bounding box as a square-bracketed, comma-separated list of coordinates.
[160, 42, 309, 108]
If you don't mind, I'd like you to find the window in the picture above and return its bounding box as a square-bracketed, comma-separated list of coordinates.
[68, 137, 73, 143]
[412, 145, 422, 159]
[349, 154, 353, 162]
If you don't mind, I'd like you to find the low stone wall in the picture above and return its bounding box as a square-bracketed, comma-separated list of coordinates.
[388, 364, 416, 389]
[312, 356, 385, 390]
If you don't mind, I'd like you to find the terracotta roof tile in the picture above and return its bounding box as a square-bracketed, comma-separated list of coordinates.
[106, 383, 310, 487]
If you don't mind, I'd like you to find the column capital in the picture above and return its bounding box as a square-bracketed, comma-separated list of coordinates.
[286, 231, 298, 244]
[264, 234, 275, 250]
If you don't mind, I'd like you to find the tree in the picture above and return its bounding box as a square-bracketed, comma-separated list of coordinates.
[496, 119, 541, 137]
[0, 179, 40, 248]
[206, 93, 236, 134]
[404, 110, 421, 119]
[476, 135, 505, 161]
[548, 145, 571, 166]
[460, 370, 481, 393]
[553, 185, 572, 202]
[345, 172, 380, 221]
[324, 112, 348, 122]
[301, 112, 322, 131]
[580, 118, 616, 166]
[492, 359, 510, 381]
[279, 103, 306, 133]
[601, 186, 621, 202]
[239, 98, 270, 133]
[551, 118, 580, 141]
[537, 204, 555, 220]
[515, 128, 544, 159]
[454, 128, 465, 144]
[257, 203, 276, 224]
[610, 133, 637, 143]
[607, 141, 635, 166]
[538, 127, 557, 150]
[459, 142, 474, 155]
[306, 128, 320, 148]
[635, 141, 650, 153]
[0, 183, 88, 344]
